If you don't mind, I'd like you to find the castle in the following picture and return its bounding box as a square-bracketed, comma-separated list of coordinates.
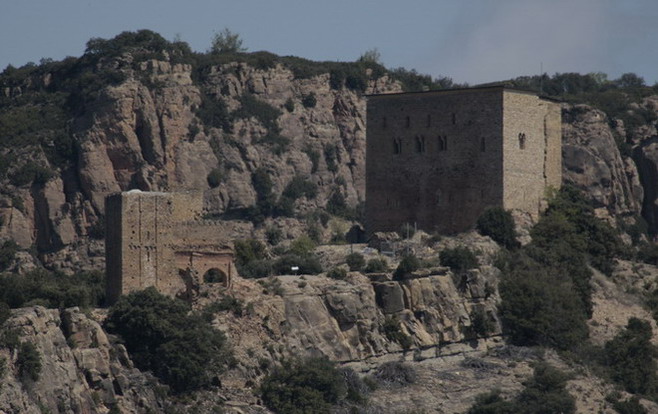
[105, 190, 234, 303]
[365, 86, 562, 234]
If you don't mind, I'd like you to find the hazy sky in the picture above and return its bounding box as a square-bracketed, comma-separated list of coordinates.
[2, 0, 657, 85]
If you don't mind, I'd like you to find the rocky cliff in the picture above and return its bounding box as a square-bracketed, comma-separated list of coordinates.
[3, 46, 658, 272]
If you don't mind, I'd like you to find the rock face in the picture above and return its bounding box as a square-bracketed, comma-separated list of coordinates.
[562, 104, 643, 220]
[0, 56, 401, 272]
[0, 307, 164, 413]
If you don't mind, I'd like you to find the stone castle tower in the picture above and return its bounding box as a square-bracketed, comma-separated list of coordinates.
[366, 86, 562, 234]
[105, 190, 233, 303]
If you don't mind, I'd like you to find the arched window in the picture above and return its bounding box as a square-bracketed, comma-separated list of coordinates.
[415, 136, 425, 153]
[519, 133, 526, 149]
[393, 138, 402, 154]
[437, 135, 447, 152]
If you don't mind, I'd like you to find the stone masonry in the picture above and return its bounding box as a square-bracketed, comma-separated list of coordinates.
[366, 86, 561, 234]
[105, 190, 233, 303]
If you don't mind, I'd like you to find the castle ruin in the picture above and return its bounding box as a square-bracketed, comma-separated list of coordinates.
[105, 190, 234, 303]
[366, 86, 562, 234]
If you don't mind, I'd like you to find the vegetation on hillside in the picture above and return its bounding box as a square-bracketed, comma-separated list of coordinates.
[498, 185, 624, 350]
[104, 288, 232, 394]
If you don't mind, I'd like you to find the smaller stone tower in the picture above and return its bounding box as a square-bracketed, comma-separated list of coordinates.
[105, 190, 233, 303]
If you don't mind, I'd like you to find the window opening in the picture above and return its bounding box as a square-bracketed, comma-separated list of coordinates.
[452, 113, 456, 125]
[405, 116, 411, 128]
[519, 133, 526, 149]
[437, 135, 447, 152]
[427, 114, 431, 127]
[480, 137, 486, 152]
[393, 138, 402, 154]
[415, 136, 426, 153]
[382, 116, 387, 128]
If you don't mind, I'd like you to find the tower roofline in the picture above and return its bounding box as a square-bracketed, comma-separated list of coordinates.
[366, 85, 561, 103]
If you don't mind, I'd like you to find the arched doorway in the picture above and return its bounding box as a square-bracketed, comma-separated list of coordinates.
[203, 268, 228, 286]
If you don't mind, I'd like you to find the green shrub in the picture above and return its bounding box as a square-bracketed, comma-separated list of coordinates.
[440, 246, 478, 274]
[207, 168, 222, 188]
[283, 176, 318, 200]
[393, 254, 420, 280]
[364, 258, 388, 273]
[9, 162, 54, 187]
[467, 389, 515, 414]
[323, 144, 339, 173]
[604, 318, 658, 395]
[612, 396, 648, 414]
[234, 239, 271, 278]
[260, 357, 365, 413]
[382, 316, 413, 349]
[345, 252, 365, 271]
[17, 342, 41, 381]
[195, 91, 233, 133]
[470, 308, 495, 338]
[0, 270, 105, 309]
[234, 93, 281, 133]
[477, 207, 519, 249]
[273, 254, 322, 275]
[288, 235, 316, 257]
[499, 252, 589, 350]
[0, 240, 18, 271]
[468, 363, 575, 414]
[203, 296, 244, 317]
[327, 267, 347, 280]
[374, 361, 416, 385]
[0, 302, 10, 326]
[104, 288, 231, 394]
[265, 226, 283, 245]
[209, 28, 246, 54]
[302, 93, 317, 108]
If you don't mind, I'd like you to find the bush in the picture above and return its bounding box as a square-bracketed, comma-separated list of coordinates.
[468, 363, 575, 414]
[0, 302, 10, 326]
[612, 396, 648, 414]
[9, 162, 54, 187]
[0, 270, 105, 309]
[393, 254, 420, 280]
[327, 267, 347, 280]
[260, 357, 365, 413]
[234, 93, 281, 133]
[374, 361, 416, 385]
[477, 207, 519, 249]
[467, 389, 515, 414]
[17, 342, 41, 381]
[273, 254, 322, 275]
[499, 253, 589, 350]
[0, 240, 18, 272]
[382, 316, 413, 350]
[209, 28, 246, 54]
[265, 226, 283, 245]
[345, 252, 365, 271]
[207, 168, 222, 188]
[440, 246, 478, 274]
[203, 295, 244, 317]
[470, 308, 495, 338]
[283, 176, 318, 200]
[104, 288, 231, 393]
[234, 239, 271, 279]
[301, 93, 317, 108]
[604, 318, 658, 396]
[365, 258, 388, 273]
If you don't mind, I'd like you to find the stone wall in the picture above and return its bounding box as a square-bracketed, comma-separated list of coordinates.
[502, 91, 562, 218]
[366, 86, 561, 234]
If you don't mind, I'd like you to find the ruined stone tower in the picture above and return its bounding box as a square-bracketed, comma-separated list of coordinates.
[366, 86, 561, 234]
[105, 190, 233, 303]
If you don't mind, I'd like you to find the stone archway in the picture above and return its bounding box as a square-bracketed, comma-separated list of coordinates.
[203, 268, 228, 285]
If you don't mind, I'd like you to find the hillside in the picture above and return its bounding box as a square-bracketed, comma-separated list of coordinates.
[2, 29, 658, 413]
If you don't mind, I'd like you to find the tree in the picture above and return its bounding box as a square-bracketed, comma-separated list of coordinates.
[477, 207, 519, 249]
[209, 28, 246, 54]
[104, 288, 231, 393]
[358, 48, 381, 64]
[604, 318, 658, 395]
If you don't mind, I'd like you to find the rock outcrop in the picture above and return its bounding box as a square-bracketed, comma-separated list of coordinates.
[0, 307, 165, 413]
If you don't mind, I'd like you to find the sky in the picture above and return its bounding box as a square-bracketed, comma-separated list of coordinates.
[1, 0, 658, 85]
